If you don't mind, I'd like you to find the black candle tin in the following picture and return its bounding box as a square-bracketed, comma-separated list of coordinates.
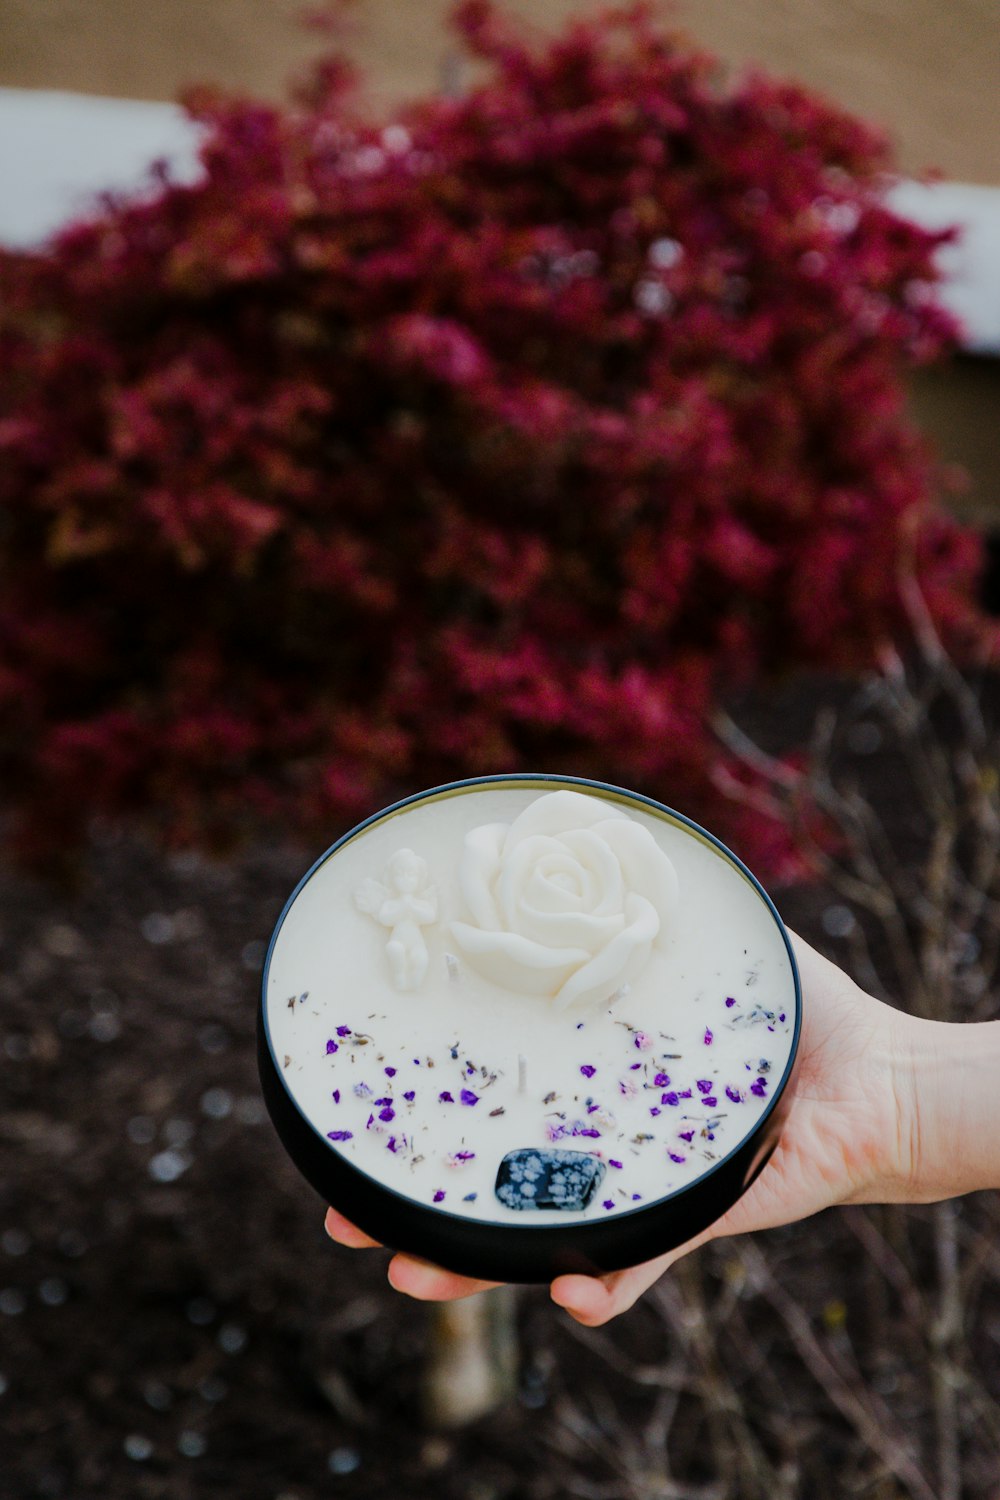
[258, 774, 801, 1284]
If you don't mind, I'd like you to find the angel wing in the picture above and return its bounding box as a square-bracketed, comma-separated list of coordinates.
[354, 877, 390, 916]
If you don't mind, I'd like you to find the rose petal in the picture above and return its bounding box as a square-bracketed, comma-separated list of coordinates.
[592, 818, 678, 946]
[557, 828, 625, 916]
[552, 891, 660, 1011]
[450, 921, 590, 994]
[456, 821, 507, 929]
[502, 790, 627, 847]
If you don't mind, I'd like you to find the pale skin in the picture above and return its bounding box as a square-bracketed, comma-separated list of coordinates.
[324, 931, 1000, 1325]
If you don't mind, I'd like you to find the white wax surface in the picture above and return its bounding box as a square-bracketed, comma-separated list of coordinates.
[264, 783, 797, 1225]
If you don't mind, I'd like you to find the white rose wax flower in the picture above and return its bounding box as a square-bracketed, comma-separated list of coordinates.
[258, 775, 800, 1283]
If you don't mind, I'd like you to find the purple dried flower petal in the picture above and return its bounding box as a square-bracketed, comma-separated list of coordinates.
[725, 1085, 743, 1103]
[378, 1106, 395, 1123]
[384, 1066, 397, 1077]
[403, 1090, 416, 1102]
[460, 1089, 479, 1106]
[703, 1096, 717, 1108]
[649, 1107, 661, 1116]
[602, 1200, 615, 1211]
[679, 1130, 695, 1142]
[696, 1080, 712, 1094]
[661, 1092, 679, 1106]
[336, 1025, 351, 1037]
[634, 1031, 653, 1051]
[580, 1064, 597, 1079]
[654, 1072, 670, 1087]
[374, 1097, 393, 1106]
[327, 1130, 353, 1142]
[632, 1193, 642, 1201]
[387, 1137, 398, 1152]
[433, 1190, 446, 1204]
[439, 1091, 454, 1103]
[353, 1082, 372, 1098]
[609, 1159, 623, 1169]
[331, 1089, 340, 1103]
[704, 1028, 713, 1045]
[725, 997, 736, 1008]
[668, 1151, 686, 1164]
[325, 1040, 338, 1055]
[629, 1062, 642, 1070]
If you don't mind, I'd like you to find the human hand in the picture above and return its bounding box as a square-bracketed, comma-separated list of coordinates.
[324, 930, 996, 1324]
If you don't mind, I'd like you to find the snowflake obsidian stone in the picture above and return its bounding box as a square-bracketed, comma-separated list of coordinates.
[494, 1148, 606, 1212]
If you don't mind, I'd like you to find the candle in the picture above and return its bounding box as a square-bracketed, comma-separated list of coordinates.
[258, 775, 800, 1283]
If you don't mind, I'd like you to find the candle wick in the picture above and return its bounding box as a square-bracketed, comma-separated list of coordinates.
[518, 1054, 527, 1095]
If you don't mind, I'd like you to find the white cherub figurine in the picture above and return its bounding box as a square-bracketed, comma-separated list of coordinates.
[354, 848, 437, 991]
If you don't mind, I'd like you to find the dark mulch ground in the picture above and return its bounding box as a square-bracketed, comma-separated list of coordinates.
[3, 675, 1000, 1499]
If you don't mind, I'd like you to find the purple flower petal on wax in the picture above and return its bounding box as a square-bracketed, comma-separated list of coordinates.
[679, 1130, 695, 1143]
[580, 1064, 597, 1079]
[779, 1013, 786, 1023]
[325, 1040, 338, 1054]
[678, 1089, 693, 1099]
[384, 1066, 397, 1077]
[661, 1091, 679, 1106]
[654, 1072, 670, 1087]
[433, 1190, 446, 1204]
[460, 1089, 479, 1107]
[387, 1137, 398, 1152]
[327, 1130, 353, 1142]
[668, 1151, 686, 1164]
[378, 1106, 395, 1123]
[331, 1089, 340, 1104]
[697, 1079, 713, 1094]
[632, 1193, 642, 1201]
[353, 1082, 372, 1098]
[578, 1127, 601, 1138]
[649, 1107, 661, 1117]
[725, 996, 736, 1008]
[374, 1097, 393, 1106]
[750, 1078, 768, 1097]
[704, 1028, 713, 1045]
[336, 1025, 351, 1037]
[609, 1159, 623, 1169]
[703, 1097, 717, 1108]
[629, 1062, 642, 1070]
[439, 1091, 455, 1104]
[725, 1086, 743, 1103]
[403, 1091, 416, 1102]
[603, 1200, 615, 1211]
[634, 1031, 653, 1051]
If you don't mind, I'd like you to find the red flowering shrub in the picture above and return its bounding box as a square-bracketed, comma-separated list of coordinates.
[0, 2, 989, 874]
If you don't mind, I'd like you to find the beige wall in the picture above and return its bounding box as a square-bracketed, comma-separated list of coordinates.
[2, 0, 999, 184]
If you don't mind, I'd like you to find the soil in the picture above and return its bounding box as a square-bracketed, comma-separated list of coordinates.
[3, 675, 1000, 1499]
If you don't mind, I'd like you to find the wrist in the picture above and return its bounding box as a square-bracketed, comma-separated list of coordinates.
[889, 1009, 1000, 1203]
